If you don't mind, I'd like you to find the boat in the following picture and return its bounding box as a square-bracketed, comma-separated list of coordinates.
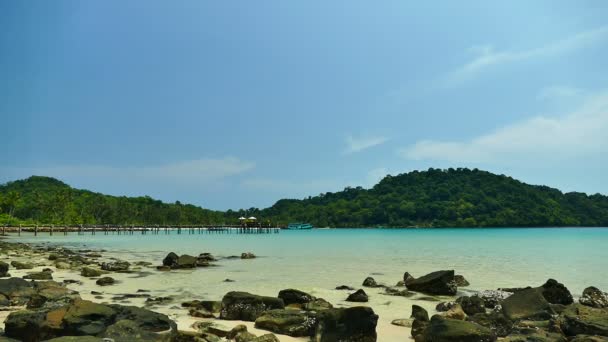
[286, 222, 313, 230]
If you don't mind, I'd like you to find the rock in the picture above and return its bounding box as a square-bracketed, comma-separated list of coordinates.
[391, 318, 413, 327]
[109, 303, 176, 332]
[44, 337, 105, 342]
[478, 290, 513, 309]
[198, 252, 216, 262]
[156, 266, 171, 271]
[538, 279, 573, 305]
[411, 305, 429, 321]
[570, 336, 608, 342]
[418, 295, 441, 302]
[162, 252, 179, 268]
[303, 298, 333, 311]
[48, 253, 60, 260]
[4, 309, 61, 341]
[235, 331, 257, 342]
[23, 271, 53, 281]
[189, 308, 215, 318]
[62, 299, 118, 335]
[561, 303, 608, 337]
[0, 261, 9, 277]
[335, 285, 355, 290]
[405, 270, 457, 296]
[55, 262, 71, 270]
[468, 312, 513, 337]
[362, 277, 379, 288]
[501, 288, 554, 321]
[278, 289, 315, 305]
[96, 277, 115, 286]
[241, 252, 256, 259]
[346, 289, 368, 302]
[219, 291, 285, 321]
[580, 286, 608, 308]
[103, 319, 163, 341]
[384, 287, 414, 297]
[101, 261, 130, 272]
[10, 261, 34, 270]
[444, 304, 467, 320]
[176, 255, 197, 269]
[254, 309, 318, 337]
[80, 267, 103, 277]
[418, 315, 497, 342]
[455, 275, 470, 287]
[315, 306, 378, 342]
[27, 281, 80, 309]
[436, 301, 457, 312]
[403, 272, 415, 284]
[0, 277, 35, 305]
[457, 295, 486, 315]
[253, 334, 280, 342]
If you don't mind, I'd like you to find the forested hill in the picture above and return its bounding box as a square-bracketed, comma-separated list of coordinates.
[2, 169, 608, 227]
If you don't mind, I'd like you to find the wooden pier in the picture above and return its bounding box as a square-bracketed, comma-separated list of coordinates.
[0, 224, 281, 236]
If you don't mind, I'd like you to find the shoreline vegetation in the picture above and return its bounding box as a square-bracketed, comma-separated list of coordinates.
[2, 168, 608, 228]
[1, 238, 608, 341]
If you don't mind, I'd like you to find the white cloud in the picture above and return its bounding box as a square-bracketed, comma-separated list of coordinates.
[537, 85, 584, 101]
[2, 157, 255, 186]
[448, 26, 608, 83]
[345, 135, 388, 154]
[400, 90, 608, 164]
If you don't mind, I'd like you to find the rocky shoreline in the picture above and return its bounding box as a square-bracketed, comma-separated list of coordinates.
[1, 239, 607, 341]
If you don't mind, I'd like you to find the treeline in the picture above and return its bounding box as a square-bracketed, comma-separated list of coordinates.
[2, 168, 608, 227]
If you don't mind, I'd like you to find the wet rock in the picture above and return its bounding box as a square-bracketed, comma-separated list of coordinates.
[0, 277, 35, 305]
[538, 279, 573, 305]
[457, 295, 486, 315]
[95, 277, 115, 286]
[405, 270, 457, 296]
[362, 277, 379, 288]
[315, 306, 378, 342]
[468, 311, 513, 337]
[109, 303, 176, 332]
[162, 252, 179, 267]
[176, 255, 197, 269]
[219, 291, 285, 321]
[254, 309, 318, 337]
[303, 298, 333, 311]
[241, 252, 256, 259]
[455, 274, 470, 287]
[443, 303, 467, 320]
[62, 299, 118, 335]
[580, 286, 608, 308]
[103, 319, 164, 341]
[23, 271, 53, 281]
[0, 261, 9, 277]
[384, 287, 414, 297]
[335, 285, 354, 290]
[478, 290, 513, 309]
[418, 315, 497, 342]
[278, 289, 315, 305]
[10, 261, 34, 270]
[561, 303, 608, 337]
[189, 307, 216, 318]
[80, 267, 103, 278]
[391, 318, 413, 327]
[101, 261, 130, 272]
[223, 279, 235, 282]
[501, 288, 554, 321]
[346, 289, 368, 302]
[436, 301, 457, 312]
[403, 272, 415, 284]
[411, 305, 429, 321]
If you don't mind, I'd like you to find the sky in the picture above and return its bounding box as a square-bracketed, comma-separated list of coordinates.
[1, 1, 608, 210]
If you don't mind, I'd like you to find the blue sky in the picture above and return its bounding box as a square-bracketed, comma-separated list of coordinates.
[1, 1, 608, 210]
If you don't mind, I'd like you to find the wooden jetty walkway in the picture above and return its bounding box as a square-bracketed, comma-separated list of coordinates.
[1, 224, 281, 236]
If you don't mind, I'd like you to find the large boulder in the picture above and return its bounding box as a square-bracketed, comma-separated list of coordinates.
[220, 291, 285, 321]
[346, 289, 368, 302]
[538, 279, 573, 305]
[102, 319, 164, 341]
[0, 277, 36, 305]
[467, 312, 513, 338]
[80, 267, 103, 278]
[362, 277, 379, 288]
[109, 303, 176, 332]
[417, 315, 497, 342]
[62, 299, 118, 336]
[405, 270, 457, 295]
[561, 303, 608, 337]
[254, 309, 317, 337]
[303, 298, 333, 311]
[315, 306, 378, 342]
[162, 252, 179, 268]
[278, 289, 315, 305]
[501, 288, 554, 321]
[176, 255, 197, 269]
[580, 287, 608, 309]
[478, 290, 512, 309]
[4, 309, 59, 341]
[27, 281, 80, 310]
[457, 295, 486, 315]
[411, 305, 429, 321]
[23, 271, 53, 281]
[11, 261, 34, 270]
[403, 272, 415, 284]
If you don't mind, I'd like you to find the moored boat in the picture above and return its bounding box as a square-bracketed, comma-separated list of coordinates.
[287, 222, 313, 230]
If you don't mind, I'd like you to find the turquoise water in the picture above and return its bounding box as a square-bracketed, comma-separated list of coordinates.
[9, 227, 608, 340]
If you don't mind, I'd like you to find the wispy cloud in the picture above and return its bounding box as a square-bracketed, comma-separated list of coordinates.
[447, 26, 608, 84]
[345, 135, 388, 154]
[537, 85, 584, 101]
[400, 90, 608, 164]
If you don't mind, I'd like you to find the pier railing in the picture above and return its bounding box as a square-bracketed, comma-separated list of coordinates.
[0, 224, 281, 236]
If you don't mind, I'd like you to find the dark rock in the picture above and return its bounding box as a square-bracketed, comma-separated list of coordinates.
[478, 290, 513, 309]
[176, 255, 197, 269]
[95, 277, 115, 286]
[335, 285, 354, 290]
[189, 308, 215, 318]
[80, 267, 103, 278]
[62, 299, 117, 336]
[226, 324, 248, 339]
[362, 277, 378, 288]
[403, 272, 415, 284]
[501, 288, 554, 321]
[395, 280, 405, 287]
[162, 252, 179, 267]
[346, 289, 368, 302]
[0, 277, 35, 305]
[436, 301, 457, 312]
[4, 309, 60, 341]
[278, 289, 315, 305]
[101, 261, 130, 272]
[411, 304, 429, 321]
[254, 309, 318, 337]
[10, 261, 34, 270]
[561, 303, 608, 337]
[303, 298, 333, 311]
[254, 334, 280, 342]
[538, 279, 573, 305]
[418, 315, 497, 342]
[103, 319, 164, 341]
[455, 275, 470, 287]
[405, 270, 457, 296]
[391, 318, 413, 327]
[241, 252, 256, 259]
[315, 306, 378, 342]
[444, 303, 467, 320]
[23, 271, 53, 281]
[0, 261, 9, 277]
[468, 312, 513, 337]
[457, 295, 486, 315]
[198, 252, 216, 262]
[219, 291, 285, 321]
[580, 286, 608, 308]
[384, 287, 414, 297]
[224, 279, 235, 282]
[144, 296, 172, 305]
[570, 336, 608, 342]
[109, 303, 176, 332]
[44, 336, 105, 342]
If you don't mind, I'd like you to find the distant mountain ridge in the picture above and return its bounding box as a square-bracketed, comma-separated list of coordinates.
[1, 168, 608, 227]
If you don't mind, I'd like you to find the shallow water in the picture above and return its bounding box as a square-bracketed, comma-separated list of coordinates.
[10, 227, 608, 341]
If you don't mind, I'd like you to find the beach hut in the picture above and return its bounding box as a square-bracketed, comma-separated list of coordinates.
[248, 216, 257, 221]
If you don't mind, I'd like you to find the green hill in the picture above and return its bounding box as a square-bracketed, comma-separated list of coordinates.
[2, 168, 608, 227]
